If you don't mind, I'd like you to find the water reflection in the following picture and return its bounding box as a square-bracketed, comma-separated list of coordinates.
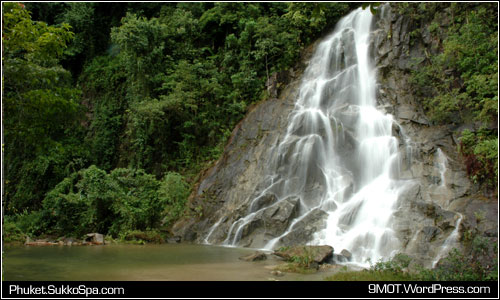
[3, 244, 341, 281]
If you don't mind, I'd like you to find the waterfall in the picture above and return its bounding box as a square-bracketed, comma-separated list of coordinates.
[431, 213, 463, 268]
[309, 7, 411, 266]
[431, 148, 454, 208]
[206, 7, 414, 266]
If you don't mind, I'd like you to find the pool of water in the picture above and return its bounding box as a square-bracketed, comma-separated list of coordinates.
[2, 243, 341, 281]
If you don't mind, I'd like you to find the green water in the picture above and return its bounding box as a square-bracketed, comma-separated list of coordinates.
[2, 244, 340, 281]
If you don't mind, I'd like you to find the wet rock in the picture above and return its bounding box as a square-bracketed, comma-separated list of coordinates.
[260, 196, 300, 238]
[340, 249, 352, 261]
[275, 208, 328, 247]
[25, 237, 59, 246]
[435, 210, 457, 231]
[172, 83, 300, 246]
[239, 251, 268, 262]
[332, 254, 349, 263]
[266, 71, 290, 99]
[171, 3, 493, 269]
[249, 194, 278, 212]
[422, 226, 441, 242]
[240, 218, 264, 239]
[63, 237, 75, 245]
[85, 233, 104, 245]
[270, 197, 299, 223]
[273, 245, 334, 264]
[166, 236, 181, 244]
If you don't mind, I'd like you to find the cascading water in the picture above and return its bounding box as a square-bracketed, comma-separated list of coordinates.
[432, 213, 463, 268]
[431, 148, 454, 208]
[309, 7, 413, 266]
[205, 7, 414, 266]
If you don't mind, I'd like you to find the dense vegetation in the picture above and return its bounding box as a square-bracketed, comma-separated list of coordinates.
[2, 1, 497, 284]
[2, 3, 497, 279]
[397, 2, 498, 191]
[3, 2, 356, 240]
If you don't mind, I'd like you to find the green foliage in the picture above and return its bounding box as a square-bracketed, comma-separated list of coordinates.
[108, 168, 165, 235]
[326, 241, 498, 281]
[291, 254, 313, 268]
[3, 2, 88, 213]
[372, 253, 412, 274]
[408, 3, 497, 126]
[2, 3, 74, 64]
[40, 166, 190, 237]
[87, 2, 353, 175]
[325, 268, 413, 281]
[283, 3, 351, 46]
[160, 172, 191, 226]
[417, 236, 498, 281]
[111, 13, 170, 101]
[5, 209, 50, 237]
[120, 229, 165, 244]
[4, 2, 354, 238]
[406, 3, 498, 191]
[2, 217, 26, 243]
[459, 129, 498, 189]
[42, 166, 112, 236]
[326, 254, 414, 281]
[59, 3, 96, 58]
[274, 262, 318, 275]
[277, 246, 291, 252]
[288, 246, 319, 268]
[79, 55, 127, 171]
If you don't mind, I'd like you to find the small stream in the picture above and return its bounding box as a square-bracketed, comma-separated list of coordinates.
[2, 244, 346, 281]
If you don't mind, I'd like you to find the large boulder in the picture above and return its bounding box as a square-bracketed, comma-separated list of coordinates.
[273, 245, 334, 264]
[239, 251, 268, 262]
[85, 233, 104, 245]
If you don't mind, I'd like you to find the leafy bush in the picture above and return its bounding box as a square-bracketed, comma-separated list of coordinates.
[408, 3, 497, 126]
[406, 3, 497, 191]
[326, 241, 498, 282]
[40, 165, 190, 237]
[120, 229, 165, 244]
[159, 172, 191, 226]
[417, 236, 498, 281]
[326, 254, 414, 281]
[3, 2, 88, 214]
[3, 217, 26, 243]
[372, 253, 412, 274]
[42, 166, 113, 236]
[459, 129, 498, 189]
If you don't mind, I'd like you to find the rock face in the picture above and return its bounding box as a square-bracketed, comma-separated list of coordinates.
[370, 4, 497, 266]
[173, 4, 497, 268]
[171, 42, 317, 249]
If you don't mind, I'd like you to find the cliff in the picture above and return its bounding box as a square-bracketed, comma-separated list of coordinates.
[172, 4, 497, 268]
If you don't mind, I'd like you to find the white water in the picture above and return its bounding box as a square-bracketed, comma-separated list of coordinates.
[430, 148, 462, 268]
[432, 213, 463, 268]
[432, 148, 454, 208]
[207, 8, 414, 266]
